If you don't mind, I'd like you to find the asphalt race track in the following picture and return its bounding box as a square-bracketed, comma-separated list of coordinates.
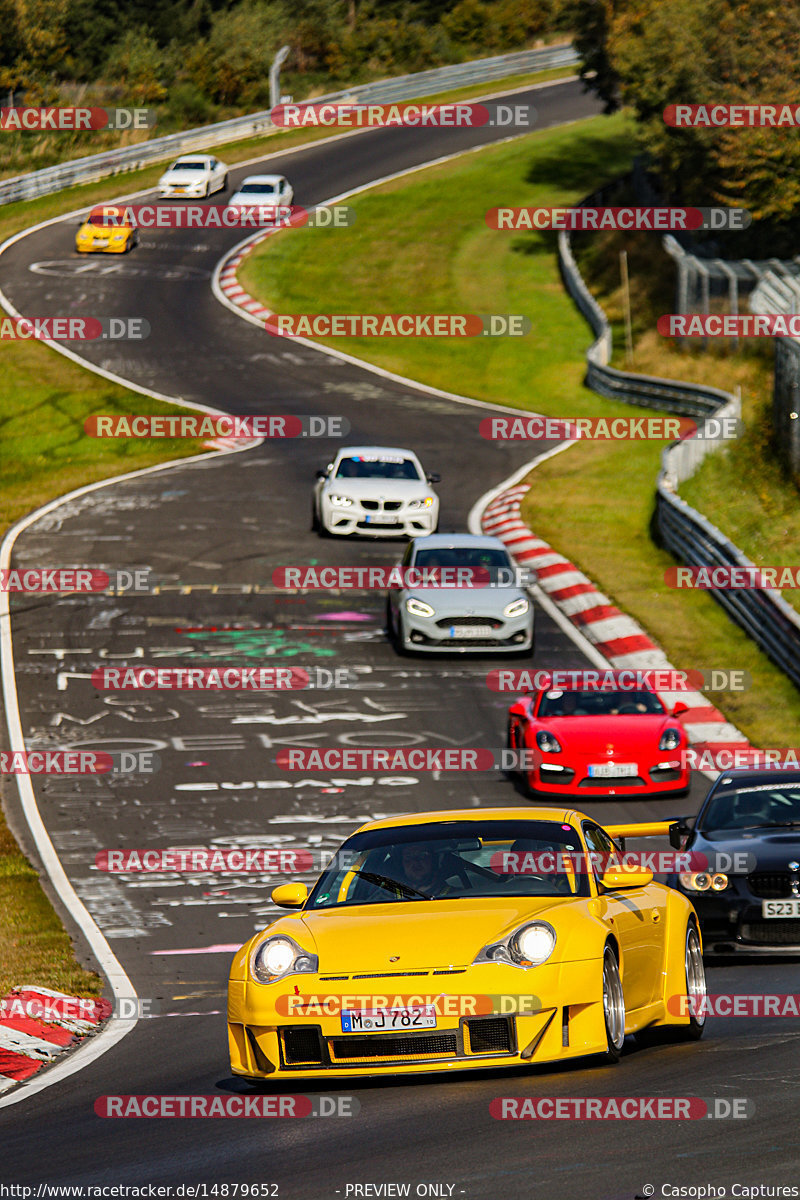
[2, 79, 799, 1199]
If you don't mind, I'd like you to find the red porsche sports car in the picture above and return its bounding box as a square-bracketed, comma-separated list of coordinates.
[507, 673, 690, 798]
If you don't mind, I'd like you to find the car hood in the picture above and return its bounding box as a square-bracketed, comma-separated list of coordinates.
[292, 898, 566, 971]
[229, 192, 279, 205]
[403, 587, 528, 615]
[160, 170, 208, 185]
[536, 714, 677, 751]
[689, 828, 800, 870]
[324, 479, 432, 500]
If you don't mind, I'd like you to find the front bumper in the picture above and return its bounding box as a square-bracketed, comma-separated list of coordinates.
[321, 501, 436, 538]
[401, 610, 533, 653]
[228, 960, 609, 1080]
[75, 238, 129, 254]
[671, 886, 800, 953]
[528, 755, 689, 797]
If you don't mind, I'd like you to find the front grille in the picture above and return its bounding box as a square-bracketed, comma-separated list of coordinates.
[649, 766, 682, 781]
[383, 501, 402, 511]
[578, 776, 646, 789]
[352, 971, 428, 980]
[466, 1017, 513, 1054]
[356, 520, 401, 530]
[748, 872, 793, 899]
[361, 500, 379, 511]
[281, 1027, 324, 1065]
[435, 616, 503, 629]
[329, 1033, 458, 1061]
[740, 921, 800, 945]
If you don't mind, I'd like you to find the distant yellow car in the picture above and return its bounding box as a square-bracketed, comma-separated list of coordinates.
[228, 807, 706, 1081]
[75, 205, 138, 254]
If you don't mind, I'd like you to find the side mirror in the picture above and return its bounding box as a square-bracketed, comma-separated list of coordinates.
[271, 882, 308, 908]
[427, 472, 441, 484]
[598, 868, 653, 891]
[672, 702, 689, 717]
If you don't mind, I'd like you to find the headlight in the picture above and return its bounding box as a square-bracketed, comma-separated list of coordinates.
[328, 494, 353, 506]
[251, 935, 318, 983]
[659, 728, 682, 751]
[407, 497, 434, 509]
[679, 871, 729, 892]
[536, 730, 562, 754]
[474, 921, 556, 968]
[503, 597, 529, 619]
[406, 596, 435, 617]
[510, 922, 557, 966]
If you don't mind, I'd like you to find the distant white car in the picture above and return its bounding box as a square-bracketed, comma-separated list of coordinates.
[227, 174, 294, 210]
[313, 446, 440, 539]
[158, 155, 229, 199]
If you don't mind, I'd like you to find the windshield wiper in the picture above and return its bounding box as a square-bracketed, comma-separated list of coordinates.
[352, 868, 432, 901]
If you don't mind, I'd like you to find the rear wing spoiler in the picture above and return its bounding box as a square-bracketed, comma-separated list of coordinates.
[605, 820, 685, 849]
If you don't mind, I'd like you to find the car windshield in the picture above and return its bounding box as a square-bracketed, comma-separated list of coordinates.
[305, 819, 591, 908]
[172, 161, 206, 171]
[538, 688, 664, 717]
[414, 547, 511, 571]
[699, 783, 800, 831]
[87, 212, 123, 225]
[240, 182, 278, 193]
[335, 455, 421, 480]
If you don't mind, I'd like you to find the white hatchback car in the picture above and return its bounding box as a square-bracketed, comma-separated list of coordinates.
[313, 447, 440, 538]
[227, 174, 294, 210]
[158, 155, 229, 199]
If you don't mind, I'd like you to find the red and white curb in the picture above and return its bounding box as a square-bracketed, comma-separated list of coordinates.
[0, 987, 110, 1094]
[481, 483, 752, 760]
[217, 231, 279, 322]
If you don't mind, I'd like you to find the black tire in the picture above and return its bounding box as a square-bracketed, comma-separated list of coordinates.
[600, 944, 625, 1063]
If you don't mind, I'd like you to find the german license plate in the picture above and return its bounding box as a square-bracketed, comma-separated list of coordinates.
[340, 1005, 436, 1032]
[365, 514, 398, 524]
[94, 239, 109, 247]
[588, 762, 638, 778]
[174, 186, 186, 193]
[762, 899, 800, 918]
[448, 626, 493, 638]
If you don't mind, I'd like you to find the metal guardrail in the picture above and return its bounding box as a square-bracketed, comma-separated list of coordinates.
[559, 208, 800, 692]
[0, 43, 578, 208]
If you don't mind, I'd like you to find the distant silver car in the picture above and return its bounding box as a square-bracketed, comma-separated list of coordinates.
[386, 534, 535, 654]
[313, 446, 440, 539]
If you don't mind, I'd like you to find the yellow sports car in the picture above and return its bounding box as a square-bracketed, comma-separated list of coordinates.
[75, 204, 139, 254]
[228, 807, 707, 1080]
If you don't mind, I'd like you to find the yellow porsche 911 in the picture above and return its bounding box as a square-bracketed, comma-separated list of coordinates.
[228, 807, 707, 1080]
[75, 204, 139, 254]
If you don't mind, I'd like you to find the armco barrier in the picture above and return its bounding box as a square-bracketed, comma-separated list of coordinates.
[0, 44, 578, 208]
[558, 209, 800, 691]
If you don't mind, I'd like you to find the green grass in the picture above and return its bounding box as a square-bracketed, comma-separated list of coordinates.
[238, 110, 800, 743]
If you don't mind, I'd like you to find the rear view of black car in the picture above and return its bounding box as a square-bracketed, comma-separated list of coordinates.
[668, 768, 800, 953]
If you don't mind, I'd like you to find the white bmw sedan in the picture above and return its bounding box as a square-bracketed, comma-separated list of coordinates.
[313, 447, 440, 538]
[158, 155, 229, 199]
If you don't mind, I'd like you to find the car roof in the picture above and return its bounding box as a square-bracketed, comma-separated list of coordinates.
[410, 533, 507, 551]
[334, 446, 419, 458]
[238, 174, 284, 184]
[353, 807, 583, 833]
[709, 768, 800, 788]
